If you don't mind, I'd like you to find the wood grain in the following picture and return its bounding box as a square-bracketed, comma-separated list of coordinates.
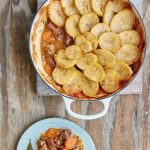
[0, 0, 149, 150]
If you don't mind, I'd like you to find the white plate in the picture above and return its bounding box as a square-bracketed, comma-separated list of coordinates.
[17, 118, 95, 150]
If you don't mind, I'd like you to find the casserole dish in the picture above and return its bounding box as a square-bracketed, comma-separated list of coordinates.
[30, 0, 146, 120]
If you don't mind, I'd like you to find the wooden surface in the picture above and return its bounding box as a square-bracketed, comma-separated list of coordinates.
[0, 0, 149, 150]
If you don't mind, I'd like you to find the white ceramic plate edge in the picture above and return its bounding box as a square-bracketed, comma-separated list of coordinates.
[17, 118, 95, 150]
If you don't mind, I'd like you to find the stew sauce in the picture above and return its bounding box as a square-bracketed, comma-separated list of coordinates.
[41, 20, 73, 75]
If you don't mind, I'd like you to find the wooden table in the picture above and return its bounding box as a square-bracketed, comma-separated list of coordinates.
[0, 0, 149, 150]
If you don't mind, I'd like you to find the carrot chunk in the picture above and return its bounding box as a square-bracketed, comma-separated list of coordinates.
[46, 128, 57, 138]
[44, 64, 52, 75]
[64, 138, 76, 149]
[42, 31, 52, 41]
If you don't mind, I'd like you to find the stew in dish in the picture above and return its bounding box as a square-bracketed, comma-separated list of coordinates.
[37, 128, 83, 150]
[40, 0, 145, 99]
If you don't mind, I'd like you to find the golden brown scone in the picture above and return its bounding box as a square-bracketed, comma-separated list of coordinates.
[100, 70, 120, 93]
[111, 61, 133, 80]
[61, 0, 80, 16]
[91, 23, 110, 37]
[63, 70, 85, 95]
[119, 30, 141, 46]
[47, 1, 67, 27]
[75, 35, 93, 53]
[52, 67, 76, 85]
[76, 53, 97, 70]
[103, 0, 124, 25]
[94, 49, 116, 69]
[99, 32, 121, 52]
[65, 45, 83, 59]
[115, 44, 140, 65]
[91, 0, 109, 16]
[65, 15, 81, 38]
[54, 49, 77, 69]
[83, 63, 105, 82]
[75, 0, 92, 15]
[83, 32, 99, 50]
[83, 79, 99, 97]
[110, 9, 135, 33]
[79, 12, 99, 33]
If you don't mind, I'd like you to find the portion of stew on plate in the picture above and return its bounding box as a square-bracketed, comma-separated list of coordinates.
[41, 0, 144, 99]
[37, 128, 83, 150]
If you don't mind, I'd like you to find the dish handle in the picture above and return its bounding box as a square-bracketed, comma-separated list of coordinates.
[63, 97, 113, 120]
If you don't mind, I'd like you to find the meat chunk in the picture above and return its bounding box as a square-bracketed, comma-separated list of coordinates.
[44, 44, 55, 55]
[55, 139, 64, 149]
[47, 21, 64, 41]
[65, 34, 73, 46]
[59, 129, 72, 141]
[46, 138, 55, 149]
[53, 27, 65, 41]
[49, 56, 56, 69]
[46, 21, 73, 45]
[47, 22, 57, 31]
[39, 144, 48, 150]
[44, 44, 56, 69]
[38, 140, 48, 150]
[39, 140, 46, 147]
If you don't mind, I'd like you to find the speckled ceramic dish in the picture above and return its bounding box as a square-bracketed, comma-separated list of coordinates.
[29, 0, 146, 120]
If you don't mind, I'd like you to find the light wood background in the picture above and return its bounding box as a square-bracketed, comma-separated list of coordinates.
[0, 0, 149, 150]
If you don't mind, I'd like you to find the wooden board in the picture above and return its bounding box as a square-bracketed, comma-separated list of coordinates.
[36, 0, 143, 96]
[0, 0, 149, 150]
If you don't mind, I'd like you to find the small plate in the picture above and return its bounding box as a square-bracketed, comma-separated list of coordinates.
[17, 118, 95, 150]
